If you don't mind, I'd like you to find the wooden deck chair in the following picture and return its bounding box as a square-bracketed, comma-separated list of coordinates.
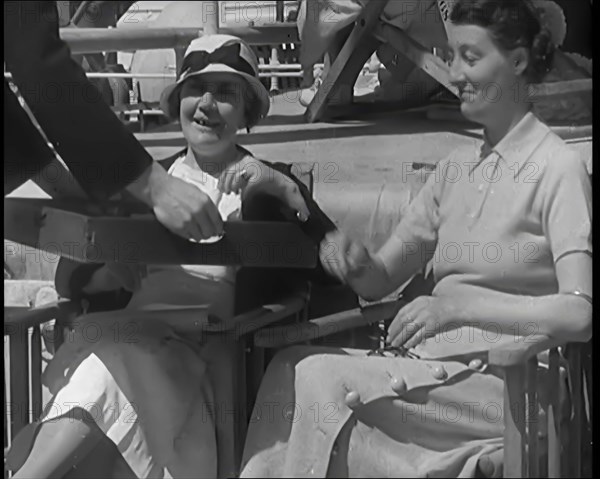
[3, 163, 321, 479]
[253, 288, 592, 478]
[304, 0, 593, 123]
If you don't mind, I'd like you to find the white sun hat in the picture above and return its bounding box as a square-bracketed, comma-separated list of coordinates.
[160, 34, 270, 128]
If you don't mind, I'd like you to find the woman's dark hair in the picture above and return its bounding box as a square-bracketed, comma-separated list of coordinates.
[450, 0, 555, 82]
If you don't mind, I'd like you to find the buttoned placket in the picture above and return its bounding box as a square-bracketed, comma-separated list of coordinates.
[467, 145, 501, 230]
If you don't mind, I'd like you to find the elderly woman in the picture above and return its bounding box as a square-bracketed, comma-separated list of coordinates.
[6, 35, 338, 479]
[240, 1, 592, 477]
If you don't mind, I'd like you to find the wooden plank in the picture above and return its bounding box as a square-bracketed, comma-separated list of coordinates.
[4, 199, 318, 268]
[304, 0, 387, 123]
[488, 334, 565, 367]
[254, 299, 404, 348]
[373, 21, 458, 97]
[203, 334, 247, 478]
[526, 357, 539, 477]
[228, 295, 307, 338]
[4, 355, 9, 454]
[5, 300, 79, 331]
[503, 365, 526, 477]
[219, 25, 300, 46]
[9, 328, 29, 439]
[30, 327, 43, 422]
[547, 349, 561, 478]
[60, 25, 299, 54]
[567, 346, 583, 477]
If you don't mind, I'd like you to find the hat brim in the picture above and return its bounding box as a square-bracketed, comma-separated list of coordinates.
[159, 64, 270, 126]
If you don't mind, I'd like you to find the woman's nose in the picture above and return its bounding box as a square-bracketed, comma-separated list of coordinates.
[448, 59, 465, 86]
[197, 91, 217, 112]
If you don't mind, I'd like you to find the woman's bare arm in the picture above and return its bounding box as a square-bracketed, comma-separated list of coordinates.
[450, 253, 592, 343]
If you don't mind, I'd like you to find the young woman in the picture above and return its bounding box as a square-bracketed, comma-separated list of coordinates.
[6, 34, 338, 479]
[240, 1, 592, 477]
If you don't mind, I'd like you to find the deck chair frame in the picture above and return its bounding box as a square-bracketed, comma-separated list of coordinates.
[304, 0, 592, 123]
[4, 163, 319, 479]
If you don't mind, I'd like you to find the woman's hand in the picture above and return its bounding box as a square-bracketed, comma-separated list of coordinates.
[319, 231, 375, 285]
[386, 295, 458, 349]
[217, 157, 310, 221]
[128, 161, 224, 241]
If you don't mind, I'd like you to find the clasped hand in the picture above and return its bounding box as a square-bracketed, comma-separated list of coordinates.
[319, 231, 375, 285]
[319, 230, 457, 349]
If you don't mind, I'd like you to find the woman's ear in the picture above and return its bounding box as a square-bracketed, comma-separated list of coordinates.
[511, 47, 530, 77]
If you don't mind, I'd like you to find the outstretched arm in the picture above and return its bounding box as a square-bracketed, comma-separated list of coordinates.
[4, 1, 152, 200]
[320, 167, 441, 299]
[4, 2, 224, 241]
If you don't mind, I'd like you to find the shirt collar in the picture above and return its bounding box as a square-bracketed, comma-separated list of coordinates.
[480, 112, 551, 171]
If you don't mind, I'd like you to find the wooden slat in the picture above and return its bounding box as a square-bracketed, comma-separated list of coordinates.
[4, 199, 318, 268]
[4, 355, 9, 453]
[526, 357, 539, 477]
[60, 24, 300, 54]
[254, 300, 404, 348]
[30, 327, 43, 422]
[503, 365, 526, 477]
[305, 0, 387, 123]
[203, 335, 247, 478]
[229, 295, 307, 338]
[547, 349, 561, 478]
[9, 328, 29, 439]
[5, 300, 79, 330]
[373, 21, 458, 97]
[488, 334, 565, 367]
[567, 346, 583, 477]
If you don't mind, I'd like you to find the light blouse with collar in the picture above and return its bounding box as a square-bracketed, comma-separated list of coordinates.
[381, 112, 592, 358]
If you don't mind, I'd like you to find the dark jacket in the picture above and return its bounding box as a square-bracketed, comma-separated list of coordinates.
[4, 1, 152, 199]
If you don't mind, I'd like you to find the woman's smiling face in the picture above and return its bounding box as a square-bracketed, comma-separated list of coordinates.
[179, 72, 248, 154]
[446, 23, 524, 126]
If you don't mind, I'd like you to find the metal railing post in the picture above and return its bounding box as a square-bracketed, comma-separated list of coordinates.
[204, 1, 219, 35]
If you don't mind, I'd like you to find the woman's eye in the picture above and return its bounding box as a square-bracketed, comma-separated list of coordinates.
[463, 53, 478, 65]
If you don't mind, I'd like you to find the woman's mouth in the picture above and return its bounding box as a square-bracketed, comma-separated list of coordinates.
[193, 118, 221, 129]
[459, 88, 477, 102]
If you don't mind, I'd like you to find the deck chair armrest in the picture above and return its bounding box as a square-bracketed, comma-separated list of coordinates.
[4, 299, 80, 332]
[254, 299, 405, 348]
[225, 292, 310, 338]
[487, 334, 566, 367]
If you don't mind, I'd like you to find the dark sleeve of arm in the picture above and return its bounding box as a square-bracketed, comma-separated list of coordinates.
[3, 1, 152, 200]
[247, 160, 340, 285]
[54, 258, 131, 311]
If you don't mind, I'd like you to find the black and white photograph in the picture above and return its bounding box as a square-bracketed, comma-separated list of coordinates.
[4, 1, 592, 477]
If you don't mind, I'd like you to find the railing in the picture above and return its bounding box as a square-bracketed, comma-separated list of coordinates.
[4, 281, 74, 469]
[5, 23, 305, 132]
[4, 63, 321, 81]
